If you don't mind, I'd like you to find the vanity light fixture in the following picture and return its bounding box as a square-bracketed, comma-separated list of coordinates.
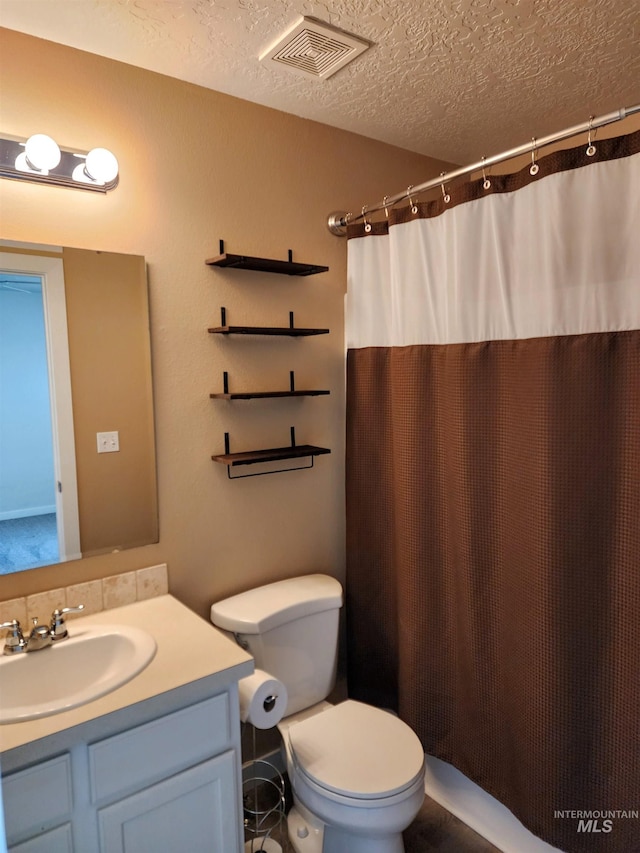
[0, 133, 119, 192]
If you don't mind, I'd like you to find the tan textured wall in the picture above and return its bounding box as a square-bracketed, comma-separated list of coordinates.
[62, 248, 158, 555]
[0, 27, 450, 617]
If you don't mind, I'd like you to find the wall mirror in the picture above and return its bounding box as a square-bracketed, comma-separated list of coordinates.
[0, 241, 158, 575]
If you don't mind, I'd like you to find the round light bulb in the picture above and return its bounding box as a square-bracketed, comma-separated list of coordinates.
[84, 147, 119, 184]
[24, 134, 61, 171]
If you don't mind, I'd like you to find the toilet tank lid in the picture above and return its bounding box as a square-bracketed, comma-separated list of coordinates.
[210, 574, 343, 634]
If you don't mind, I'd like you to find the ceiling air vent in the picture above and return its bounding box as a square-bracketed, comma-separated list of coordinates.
[260, 16, 372, 80]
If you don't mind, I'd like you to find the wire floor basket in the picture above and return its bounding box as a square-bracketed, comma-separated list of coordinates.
[243, 756, 288, 853]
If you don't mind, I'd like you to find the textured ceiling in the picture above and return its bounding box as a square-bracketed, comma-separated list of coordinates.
[1, 0, 639, 164]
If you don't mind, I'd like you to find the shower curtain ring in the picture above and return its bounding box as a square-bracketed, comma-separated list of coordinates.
[530, 138, 539, 176]
[383, 196, 390, 219]
[481, 156, 491, 190]
[407, 185, 418, 215]
[586, 116, 597, 157]
[440, 172, 451, 204]
[362, 205, 372, 233]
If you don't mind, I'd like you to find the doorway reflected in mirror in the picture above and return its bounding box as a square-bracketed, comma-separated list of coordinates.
[0, 268, 67, 574]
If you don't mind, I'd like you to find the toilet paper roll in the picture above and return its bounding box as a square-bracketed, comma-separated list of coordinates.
[239, 668, 288, 729]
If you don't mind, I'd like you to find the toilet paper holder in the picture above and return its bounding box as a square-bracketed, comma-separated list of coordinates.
[263, 695, 277, 713]
[243, 753, 287, 853]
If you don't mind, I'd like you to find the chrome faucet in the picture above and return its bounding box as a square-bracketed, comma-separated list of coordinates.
[27, 617, 53, 651]
[0, 620, 26, 655]
[0, 604, 84, 655]
[50, 605, 85, 640]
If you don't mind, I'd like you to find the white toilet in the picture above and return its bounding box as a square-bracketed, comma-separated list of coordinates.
[211, 574, 425, 853]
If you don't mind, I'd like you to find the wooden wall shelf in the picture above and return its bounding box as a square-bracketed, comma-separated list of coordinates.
[212, 429, 330, 479]
[208, 308, 329, 337]
[209, 325, 328, 337]
[211, 371, 330, 400]
[206, 242, 328, 277]
[212, 391, 330, 400]
[212, 444, 331, 466]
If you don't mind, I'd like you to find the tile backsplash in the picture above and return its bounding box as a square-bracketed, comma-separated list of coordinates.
[0, 564, 168, 627]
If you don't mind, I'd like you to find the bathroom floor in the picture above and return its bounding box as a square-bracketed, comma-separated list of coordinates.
[404, 794, 502, 851]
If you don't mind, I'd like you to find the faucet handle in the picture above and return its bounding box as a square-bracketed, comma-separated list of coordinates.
[1, 620, 26, 655]
[50, 605, 85, 641]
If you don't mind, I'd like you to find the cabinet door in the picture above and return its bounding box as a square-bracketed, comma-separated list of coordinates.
[3, 754, 73, 849]
[97, 751, 240, 853]
[9, 823, 73, 853]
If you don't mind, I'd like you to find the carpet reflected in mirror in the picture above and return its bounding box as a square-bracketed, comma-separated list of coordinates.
[0, 513, 58, 574]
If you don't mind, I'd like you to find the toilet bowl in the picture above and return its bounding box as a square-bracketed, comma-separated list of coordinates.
[279, 700, 425, 853]
[210, 575, 426, 853]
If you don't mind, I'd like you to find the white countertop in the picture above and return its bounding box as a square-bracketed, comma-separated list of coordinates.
[0, 594, 254, 753]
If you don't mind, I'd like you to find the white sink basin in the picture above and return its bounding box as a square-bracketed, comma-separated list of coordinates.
[0, 624, 157, 724]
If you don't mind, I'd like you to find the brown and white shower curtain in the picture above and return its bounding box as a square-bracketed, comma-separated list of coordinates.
[345, 131, 640, 853]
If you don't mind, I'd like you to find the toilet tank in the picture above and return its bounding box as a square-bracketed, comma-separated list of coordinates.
[211, 574, 343, 716]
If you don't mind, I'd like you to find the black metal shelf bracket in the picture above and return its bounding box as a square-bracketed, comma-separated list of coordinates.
[209, 303, 329, 336]
[220, 428, 319, 479]
[226, 457, 315, 480]
[221, 370, 296, 395]
[219, 240, 295, 264]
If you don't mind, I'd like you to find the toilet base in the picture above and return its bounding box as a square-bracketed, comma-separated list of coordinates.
[287, 804, 406, 853]
[287, 805, 323, 853]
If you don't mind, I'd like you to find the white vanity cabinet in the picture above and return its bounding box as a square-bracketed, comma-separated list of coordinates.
[1, 595, 255, 853]
[3, 688, 244, 852]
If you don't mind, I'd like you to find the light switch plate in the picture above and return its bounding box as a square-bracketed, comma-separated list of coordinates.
[97, 431, 119, 453]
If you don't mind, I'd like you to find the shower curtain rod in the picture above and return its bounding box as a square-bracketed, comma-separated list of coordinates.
[326, 103, 640, 235]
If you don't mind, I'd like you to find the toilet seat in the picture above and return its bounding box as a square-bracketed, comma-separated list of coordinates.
[287, 700, 424, 802]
